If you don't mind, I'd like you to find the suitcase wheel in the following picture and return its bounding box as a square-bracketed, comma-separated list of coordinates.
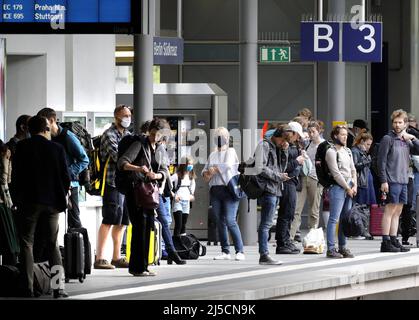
[79, 277, 84, 283]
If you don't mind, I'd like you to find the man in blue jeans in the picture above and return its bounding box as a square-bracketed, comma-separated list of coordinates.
[254, 126, 290, 265]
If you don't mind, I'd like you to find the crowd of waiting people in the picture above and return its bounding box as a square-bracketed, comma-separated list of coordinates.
[2, 105, 419, 298]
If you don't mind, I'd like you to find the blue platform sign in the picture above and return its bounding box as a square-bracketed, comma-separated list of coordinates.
[153, 37, 184, 65]
[34, 0, 66, 23]
[3, 0, 35, 22]
[0, 0, 137, 33]
[343, 22, 382, 62]
[301, 22, 340, 62]
[67, 0, 98, 23]
[99, 0, 130, 22]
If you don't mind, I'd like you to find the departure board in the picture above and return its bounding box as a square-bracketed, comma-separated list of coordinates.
[0, 0, 140, 34]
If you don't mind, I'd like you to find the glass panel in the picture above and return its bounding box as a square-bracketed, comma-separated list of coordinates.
[63, 116, 86, 127]
[115, 65, 160, 94]
[94, 117, 114, 136]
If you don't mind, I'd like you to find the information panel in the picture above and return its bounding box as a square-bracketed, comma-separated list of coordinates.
[0, 0, 138, 33]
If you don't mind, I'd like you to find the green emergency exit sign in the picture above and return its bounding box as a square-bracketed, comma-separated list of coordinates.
[260, 47, 291, 63]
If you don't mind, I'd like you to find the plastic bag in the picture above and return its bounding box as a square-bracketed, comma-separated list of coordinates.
[303, 227, 325, 254]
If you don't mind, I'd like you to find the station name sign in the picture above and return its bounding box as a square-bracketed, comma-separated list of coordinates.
[154, 37, 184, 65]
[301, 21, 383, 62]
[0, 0, 140, 34]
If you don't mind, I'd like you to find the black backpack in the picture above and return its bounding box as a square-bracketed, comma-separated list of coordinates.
[237, 141, 275, 199]
[172, 234, 207, 260]
[341, 203, 368, 237]
[57, 122, 94, 188]
[115, 134, 145, 195]
[33, 262, 52, 297]
[315, 141, 336, 188]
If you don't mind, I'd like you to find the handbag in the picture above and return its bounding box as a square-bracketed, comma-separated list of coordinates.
[218, 149, 246, 201]
[133, 145, 160, 210]
[134, 180, 160, 209]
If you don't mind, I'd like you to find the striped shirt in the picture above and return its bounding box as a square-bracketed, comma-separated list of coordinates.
[100, 124, 130, 187]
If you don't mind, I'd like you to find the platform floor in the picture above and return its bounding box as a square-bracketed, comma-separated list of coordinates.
[14, 235, 419, 300]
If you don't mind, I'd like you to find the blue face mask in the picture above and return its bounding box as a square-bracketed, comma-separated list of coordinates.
[186, 164, 193, 172]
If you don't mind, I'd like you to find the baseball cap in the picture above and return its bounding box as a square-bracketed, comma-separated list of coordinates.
[353, 119, 368, 130]
[288, 121, 304, 138]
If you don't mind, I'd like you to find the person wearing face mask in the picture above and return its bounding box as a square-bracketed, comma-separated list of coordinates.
[351, 133, 376, 206]
[202, 127, 246, 261]
[13, 116, 70, 298]
[118, 117, 186, 276]
[171, 156, 196, 236]
[37, 108, 89, 231]
[325, 126, 357, 258]
[93, 105, 132, 270]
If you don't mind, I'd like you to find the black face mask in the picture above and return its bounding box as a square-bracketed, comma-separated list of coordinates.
[215, 136, 228, 148]
[333, 137, 345, 146]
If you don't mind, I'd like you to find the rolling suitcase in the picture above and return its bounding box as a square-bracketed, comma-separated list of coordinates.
[149, 219, 162, 266]
[64, 231, 85, 283]
[68, 227, 92, 275]
[370, 204, 384, 236]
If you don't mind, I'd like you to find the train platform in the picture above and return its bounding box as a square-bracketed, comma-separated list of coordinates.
[22, 236, 419, 301]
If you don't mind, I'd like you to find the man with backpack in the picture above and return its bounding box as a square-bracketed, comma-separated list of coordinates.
[252, 126, 290, 265]
[94, 105, 132, 269]
[378, 109, 419, 253]
[275, 122, 305, 255]
[37, 108, 89, 229]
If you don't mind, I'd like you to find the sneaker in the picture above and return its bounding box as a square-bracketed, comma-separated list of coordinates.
[402, 240, 412, 246]
[391, 238, 410, 252]
[276, 243, 300, 255]
[53, 289, 69, 299]
[129, 270, 157, 277]
[326, 248, 343, 258]
[294, 234, 302, 243]
[338, 247, 354, 258]
[380, 240, 401, 253]
[94, 259, 115, 269]
[259, 254, 282, 265]
[111, 257, 129, 268]
[235, 252, 246, 261]
[213, 253, 231, 260]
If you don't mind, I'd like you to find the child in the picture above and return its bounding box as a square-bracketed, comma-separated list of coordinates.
[171, 157, 196, 236]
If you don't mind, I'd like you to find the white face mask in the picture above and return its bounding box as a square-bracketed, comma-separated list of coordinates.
[120, 117, 131, 129]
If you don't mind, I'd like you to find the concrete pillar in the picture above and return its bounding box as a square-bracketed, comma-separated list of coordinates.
[411, 0, 419, 116]
[238, 0, 258, 246]
[133, 0, 155, 134]
[328, 0, 346, 125]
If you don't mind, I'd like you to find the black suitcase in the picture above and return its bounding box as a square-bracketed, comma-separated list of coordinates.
[64, 231, 85, 283]
[68, 227, 92, 275]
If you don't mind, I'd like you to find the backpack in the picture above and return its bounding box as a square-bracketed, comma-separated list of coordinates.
[315, 141, 352, 189]
[0, 265, 21, 297]
[58, 122, 94, 188]
[115, 134, 145, 195]
[315, 141, 335, 188]
[237, 141, 275, 199]
[172, 234, 207, 260]
[86, 135, 108, 196]
[341, 203, 369, 237]
[33, 262, 52, 297]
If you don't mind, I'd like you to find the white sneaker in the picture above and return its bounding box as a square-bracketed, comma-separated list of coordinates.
[235, 252, 246, 261]
[213, 253, 231, 260]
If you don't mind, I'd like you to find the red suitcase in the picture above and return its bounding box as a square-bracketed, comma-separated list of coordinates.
[370, 204, 384, 236]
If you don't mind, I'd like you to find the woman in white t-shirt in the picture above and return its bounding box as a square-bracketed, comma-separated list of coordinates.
[202, 127, 245, 261]
[290, 120, 325, 241]
[171, 156, 196, 236]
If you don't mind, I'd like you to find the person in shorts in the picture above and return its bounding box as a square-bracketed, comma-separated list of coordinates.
[94, 105, 132, 269]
